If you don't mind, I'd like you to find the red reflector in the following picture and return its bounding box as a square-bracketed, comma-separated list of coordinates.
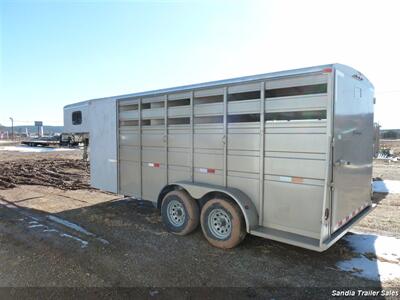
[323, 68, 332, 73]
[154, 163, 160, 168]
[207, 168, 215, 174]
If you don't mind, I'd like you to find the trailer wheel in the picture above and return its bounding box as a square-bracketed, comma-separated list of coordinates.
[200, 198, 246, 249]
[161, 190, 199, 235]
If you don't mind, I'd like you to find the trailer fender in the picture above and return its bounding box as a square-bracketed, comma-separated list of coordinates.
[162, 181, 259, 233]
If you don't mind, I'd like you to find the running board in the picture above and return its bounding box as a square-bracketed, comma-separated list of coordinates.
[250, 204, 374, 252]
[250, 226, 321, 252]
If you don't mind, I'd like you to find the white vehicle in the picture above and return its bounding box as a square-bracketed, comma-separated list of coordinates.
[64, 64, 375, 251]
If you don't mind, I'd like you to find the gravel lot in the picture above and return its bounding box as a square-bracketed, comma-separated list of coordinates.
[0, 145, 399, 298]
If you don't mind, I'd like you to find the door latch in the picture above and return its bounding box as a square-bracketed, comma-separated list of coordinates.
[334, 159, 350, 167]
[324, 208, 330, 220]
[222, 135, 226, 145]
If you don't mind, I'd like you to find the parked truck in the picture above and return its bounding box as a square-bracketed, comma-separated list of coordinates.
[63, 64, 375, 251]
[21, 136, 60, 147]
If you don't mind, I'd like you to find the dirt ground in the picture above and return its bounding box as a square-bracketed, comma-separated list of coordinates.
[0, 145, 399, 298]
[380, 140, 400, 157]
[373, 159, 400, 181]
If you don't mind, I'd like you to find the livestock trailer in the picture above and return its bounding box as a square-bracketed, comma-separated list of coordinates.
[64, 64, 375, 251]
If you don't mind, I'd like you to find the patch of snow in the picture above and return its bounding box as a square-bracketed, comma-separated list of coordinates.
[0, 145, 76, 153]
[373, 180, 400, 194]
[28, 224, 44, 228]
[59, 233, 88, 248]
[48, 215, 94, 236]
[96, 237, 110, 245]
[43, 229, 58, 233]
[337, 233, 400, 281]
[48, 215, 110, 245]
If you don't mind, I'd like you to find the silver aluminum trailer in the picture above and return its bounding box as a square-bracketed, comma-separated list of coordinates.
[63, 64, 375, 251]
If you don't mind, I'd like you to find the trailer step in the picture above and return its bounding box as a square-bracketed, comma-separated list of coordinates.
[250, 226, 321, 251]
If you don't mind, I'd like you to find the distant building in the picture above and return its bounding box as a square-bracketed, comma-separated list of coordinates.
[381, 129, 400, 139]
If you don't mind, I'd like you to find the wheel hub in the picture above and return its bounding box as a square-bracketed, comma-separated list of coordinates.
[208, 208, 232, 239]
[167, 200, 186, 227]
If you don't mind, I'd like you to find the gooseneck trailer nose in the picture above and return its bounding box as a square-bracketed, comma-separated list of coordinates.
[64, 64, 375, 251]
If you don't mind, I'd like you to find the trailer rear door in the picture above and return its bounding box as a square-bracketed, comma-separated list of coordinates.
[331, 68, 374, 232]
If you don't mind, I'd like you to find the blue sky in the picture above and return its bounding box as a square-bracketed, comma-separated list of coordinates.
[1, 0, 400, 128]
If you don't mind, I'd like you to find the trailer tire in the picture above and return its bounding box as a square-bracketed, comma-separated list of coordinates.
[200, 198, 246, 249]
[161, 190, 199, 236]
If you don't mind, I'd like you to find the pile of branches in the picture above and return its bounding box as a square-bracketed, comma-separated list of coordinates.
[0, 159, 90, 190]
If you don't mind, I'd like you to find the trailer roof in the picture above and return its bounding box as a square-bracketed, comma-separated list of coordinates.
[64, 63, 371, 108]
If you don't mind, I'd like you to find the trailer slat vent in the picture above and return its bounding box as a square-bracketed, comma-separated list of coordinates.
[168, 117, 190, 125]
[266, 84, 327, 98]
[194, 116, 223, 124]
[194, 95, 223, 105]
[141, 119, 165, 126]
[141, 103, 151, 109]
[120, 120, 139, 126]
[265, 110, 326, 121]
[119, 104, 138, 112]
[228, 113, 260, 123]
[228, 91, 261, 102]
[168, 98, 190, 107]
[142, 101, 164, 109]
